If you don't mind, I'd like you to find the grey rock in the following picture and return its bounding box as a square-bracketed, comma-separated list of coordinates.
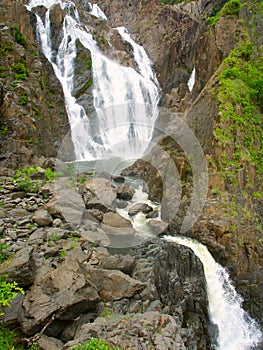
[33, 208, 53, 226]
[102, 212, 132, 228]
[64, 311, 185, 350]
[0, 246, 36, 286]
[46, 189, 85, 228]
[148, 220, 169, 235]
[18, 258, 100, 335]
[128, 203, 153, 216]
[37, 335, 63, 350]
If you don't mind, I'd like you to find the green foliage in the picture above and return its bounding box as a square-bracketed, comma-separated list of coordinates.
[12, 63, 28, 81]
[70, 338, 120, 350]
[99, 36, 107, 45]
[0, 324, 40, 350]
[19, 92, 28, 106]
[87, 58, 92, 70]
[0, 126, 8, 138]
[215, 37, 263, 173]
[49, 233, 60, 242]
[0, 244, 10, 264]
[221, 0, 241, 16]
[207, 0, 240, 26]
[0, 41, 13, 56]
[0, 276, 24, 317]
[11, 24, 27, 49]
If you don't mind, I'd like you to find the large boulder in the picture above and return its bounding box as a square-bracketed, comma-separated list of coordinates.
[32, 208, 53, 226]
[18, 258, 100, 335]
[128, 203, 153, 216]
[81, 178, 117, 212]
[0, 246, 36, 287]
[46, 189, 85, 227]
[116, 184, 135, 201]
[102, 212, 132, 228]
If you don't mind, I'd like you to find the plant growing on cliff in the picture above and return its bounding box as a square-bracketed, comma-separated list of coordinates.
[0, 276, 24, 317]
[12, 62, 28, 81]
[207, 0, 241, 26]
[11, 23, 27, 49]
[70, 338, 121, 350]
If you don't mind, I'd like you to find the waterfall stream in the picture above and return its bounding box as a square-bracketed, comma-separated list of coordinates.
[27, 0, 160, 161]
[165, 235, 262, 350]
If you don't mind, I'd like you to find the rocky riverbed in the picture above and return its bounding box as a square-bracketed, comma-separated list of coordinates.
[0, 161, 214, 349]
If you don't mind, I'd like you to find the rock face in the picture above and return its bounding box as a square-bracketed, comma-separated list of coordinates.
[0, 0, 72, 168]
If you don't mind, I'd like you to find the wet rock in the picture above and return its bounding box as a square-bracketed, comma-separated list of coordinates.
[148, 220, 169, 235]
[33, 208, 53, 226]
[116, 183, 135, 200]
[112, 175, 125, 183]
[128, 203, 153, 216]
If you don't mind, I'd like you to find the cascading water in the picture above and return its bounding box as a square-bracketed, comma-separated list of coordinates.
[165, 235, 262, 350]
[26, 0, 160, 161]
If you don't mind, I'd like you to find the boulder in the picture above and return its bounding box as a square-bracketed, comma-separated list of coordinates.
[37, 335, 63, 350]
[102, 212, 132, 228]
[46, 189, 85, 227]
[64, 311, 185, 350]
[0, 246, 36, 286]
[33, 208, 53, 226]
[116, 184, 135, 200]
[81, 178, 117, 211]
[84, 266, 146, 301]
[128, 203, 153, 216]
[18, 258, 100, 335]
[148, 220, 169, 235]
[79, 229, 111, 246]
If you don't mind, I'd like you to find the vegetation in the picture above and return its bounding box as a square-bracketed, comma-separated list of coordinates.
[207, 0, 241, 26]
[11, 24, 27, 49]
[12, 165, 62, 193]
[70, 338, 121, 350]
[214, 37, 263, 175]
[12, 62, 28, 81]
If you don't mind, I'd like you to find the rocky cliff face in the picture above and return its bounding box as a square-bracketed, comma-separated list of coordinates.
[0, 0, 71, 168]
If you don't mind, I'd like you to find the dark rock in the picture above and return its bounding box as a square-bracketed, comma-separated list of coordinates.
[112, 175, 125, 183]
[128, 203, 153, 216]
[116, 183, 135, 201]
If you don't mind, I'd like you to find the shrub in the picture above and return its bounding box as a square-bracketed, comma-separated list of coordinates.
[11, 24, 27, 49]
[221, 0, 241, 16]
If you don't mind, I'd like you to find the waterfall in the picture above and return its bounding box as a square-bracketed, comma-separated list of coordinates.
[165, 235, 262, 350]
[26, 0, 160, 161]
[187, 66, 196, 92]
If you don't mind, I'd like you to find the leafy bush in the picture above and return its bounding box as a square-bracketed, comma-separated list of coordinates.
[0, 276, 24, 317]
[221, 0, 241, 16]
[12, 62, 28, 81]
[70, 338, 120, 350]
[11, 24, 27, 49]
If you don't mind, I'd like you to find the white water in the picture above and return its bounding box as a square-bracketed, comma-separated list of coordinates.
[117, 183, 160, 237]
[27, 0, 160, 161]
[88, 2, 107, 20]
[187, 66, 196, 92]
[165, 235, 262, 350]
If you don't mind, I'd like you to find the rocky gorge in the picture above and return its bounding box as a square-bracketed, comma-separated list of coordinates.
[0, 0, 263, 349]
